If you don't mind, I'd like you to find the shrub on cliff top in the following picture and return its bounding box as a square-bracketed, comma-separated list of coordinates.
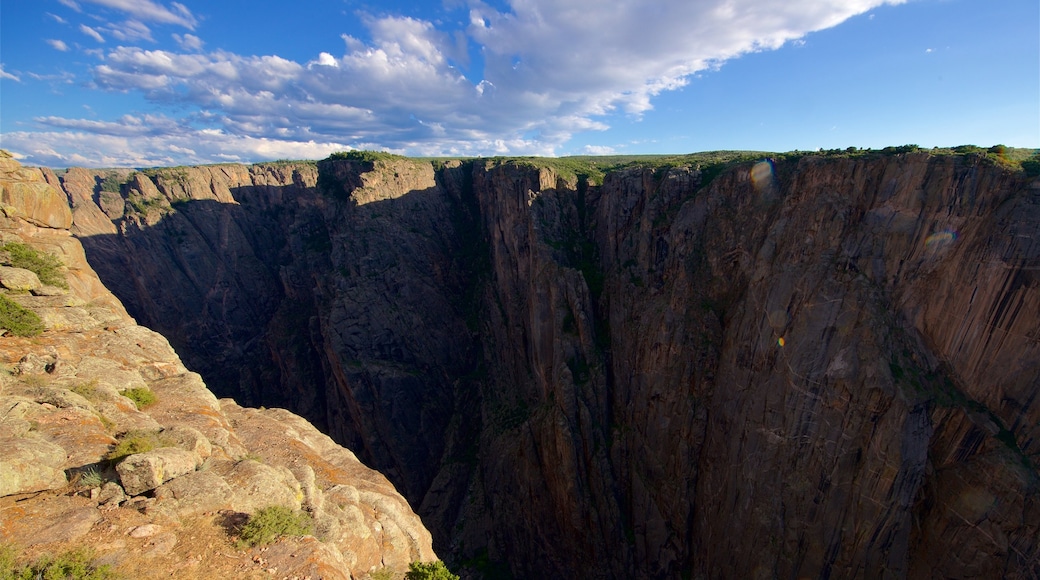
[237, 506, 313, 547]
[0, 545, 119, 580]
[0, 241, 68, 289]
[119, 386, 157, 410]
[0, 295, 44, 337]
[405, 561, 460, 580]
[326, 150, 405, 163]
[105, 429, 166, 463]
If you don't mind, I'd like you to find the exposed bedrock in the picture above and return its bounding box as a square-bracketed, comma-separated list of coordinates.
[65, 152, 1039, 578]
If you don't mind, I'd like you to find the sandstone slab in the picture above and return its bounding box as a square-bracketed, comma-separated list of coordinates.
[116, 447, 198, 496]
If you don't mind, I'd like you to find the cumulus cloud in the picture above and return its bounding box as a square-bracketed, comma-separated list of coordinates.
[46, 39, 71, 52]
[11, 0, 904, 165]
[2, 121, 350, 168]
[80, 24, 105, 43]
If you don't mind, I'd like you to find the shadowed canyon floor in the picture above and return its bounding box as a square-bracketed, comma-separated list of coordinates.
[19, 149, 1040, 578]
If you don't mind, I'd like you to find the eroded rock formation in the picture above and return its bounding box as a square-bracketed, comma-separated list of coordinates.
[55, 151, 1040, 578]
[0, 151, 436, 579]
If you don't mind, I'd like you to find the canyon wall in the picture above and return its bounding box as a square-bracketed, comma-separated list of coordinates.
[59, 152, 1039, 578]
[0, 151, 436, 579]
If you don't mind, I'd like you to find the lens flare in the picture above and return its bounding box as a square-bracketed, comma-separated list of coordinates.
[751, 160, 775, 193]
[924, 229, 958, 247]
[777, 337, 785, 347]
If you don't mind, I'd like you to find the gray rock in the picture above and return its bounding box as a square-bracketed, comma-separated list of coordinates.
[29, 507, 100, 545]
[0, 266, 41, 292]
[116, 447, 198, 496]
[0, 436, 68, 496]
[154, 469, 235, 517]
[159, 425, 212, 465]
[98, 481, 126, 505]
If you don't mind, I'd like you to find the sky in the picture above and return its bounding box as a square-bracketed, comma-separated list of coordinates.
[0, 0, 1037, 168]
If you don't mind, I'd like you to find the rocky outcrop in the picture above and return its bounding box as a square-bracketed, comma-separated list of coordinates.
[0, 153, 437, 580]
[55, 151, 1040, 578]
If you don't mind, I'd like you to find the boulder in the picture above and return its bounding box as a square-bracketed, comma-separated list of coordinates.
[116, 447, 198, 496]
[153, 469, 235, 517]
[159, 425, 212, 464]
[0, 266, 42, 292]
[0, 437, 68, 496]
[0, 177, 73, 229]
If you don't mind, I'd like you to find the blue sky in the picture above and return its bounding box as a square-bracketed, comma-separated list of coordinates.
[1, 0, 1037, 167]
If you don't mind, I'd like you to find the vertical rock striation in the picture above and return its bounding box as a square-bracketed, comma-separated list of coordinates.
[60, 151, 1039, 578]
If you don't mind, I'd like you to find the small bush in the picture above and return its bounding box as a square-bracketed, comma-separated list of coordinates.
[119, 387, 157, 410]
[98, 173, 124, 194]
[0, 295, 44, 337]
[71, 380, 105, 402]
[0, 241, 68, 289]
[1022, 157, 1040, 177]
[76, 467, 105, 488]
[105, 429, 163, 463]
[405, 561, 460, 580]
[326, 150, 405, 163]
[0, 545, 118, 580]
[237, 506, 313, 548]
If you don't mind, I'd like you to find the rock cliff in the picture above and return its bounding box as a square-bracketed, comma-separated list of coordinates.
[0, 150, 437, 579]
[51, 150, 1040, 578]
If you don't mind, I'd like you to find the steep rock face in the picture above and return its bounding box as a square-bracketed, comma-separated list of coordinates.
[0, 152, 437, 579]
[59, 153, 1039, 578]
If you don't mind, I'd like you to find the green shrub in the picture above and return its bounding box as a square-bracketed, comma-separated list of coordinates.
[1022, 157, 1040, 177]
[105, 429, 163, 463]
[0, 545, 118, 580]
[119, 387, 157, 410]
[237, 506, 313, 548]
[76, 467, 105, 488]
[98, 173, 124, 194]
[71, 380, 104, 402]
[325, 150, 405, 163]
[0, 295, 44, 337]
[0, 242, 68, 289]
[405, 561, 460, 580]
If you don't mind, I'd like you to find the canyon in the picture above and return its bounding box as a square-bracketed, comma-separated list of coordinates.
[24, 149, 1040, 577]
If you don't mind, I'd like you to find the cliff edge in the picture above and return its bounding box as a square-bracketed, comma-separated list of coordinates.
[0, 150, 436, 580]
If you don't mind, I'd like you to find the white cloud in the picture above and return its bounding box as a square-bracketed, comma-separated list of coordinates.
[47, 39, 71, 52]
[0, 66, 21, 82]
[46, 12, 69, 24]
[80, 24, 105, 43]
[578, 145, 618, 155]
[15, 0, 905, 164]
[79, 0, 196, 29]
[173, 33, 203, 51]
[312, 52, 339, 68]
[106, 20, 154, 42]
[2, 122, 350, 168]
[58, 0, 81, 11]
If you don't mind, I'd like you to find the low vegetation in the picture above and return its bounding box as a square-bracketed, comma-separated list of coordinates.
[325, 150, 407, 164]
[236, 506, 313, 548]
[0, 241, 68, 289]
[405, 560, 460, 580]
[105, 429, 167, 463]
[0, 544, 119, 580]
[119, 387, 157, 410]
[0, 295, 44, 337]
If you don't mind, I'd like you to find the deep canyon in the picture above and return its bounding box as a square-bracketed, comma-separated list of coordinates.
[46, 151, 1040, 578]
